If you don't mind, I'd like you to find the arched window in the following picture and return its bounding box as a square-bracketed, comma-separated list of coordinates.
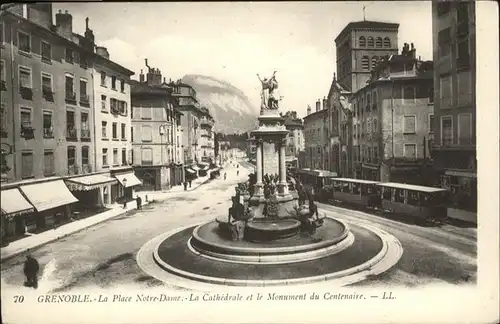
[359, 36, 366, 47]
[371, 56, 379, 69]
[361, 56, 370, 70]
[376, 37, 383, 48]
[383, 37, 391, 48]
[367, 37, 374, 47]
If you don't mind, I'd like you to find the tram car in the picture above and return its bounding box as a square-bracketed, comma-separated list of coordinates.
[376, 182, 449, 220]
[329, 178, 381, 208]
[295, 168, 337, 202]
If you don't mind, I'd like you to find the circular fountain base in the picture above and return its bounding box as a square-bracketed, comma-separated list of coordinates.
[190, 217, 352, 264]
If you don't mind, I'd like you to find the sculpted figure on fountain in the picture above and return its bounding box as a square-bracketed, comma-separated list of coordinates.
[257, 71, 281, 112]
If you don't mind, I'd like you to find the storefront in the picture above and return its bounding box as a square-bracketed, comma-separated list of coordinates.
[113, 171, 143, 202]
[19, 180, 78, 232]
[1, 188, 35, 239]
[65, 173, 118, 209]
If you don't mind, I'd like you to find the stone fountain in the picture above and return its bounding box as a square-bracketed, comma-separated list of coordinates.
[139, 71, 403, 289]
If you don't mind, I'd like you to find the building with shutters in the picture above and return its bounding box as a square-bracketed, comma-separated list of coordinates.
[130, 61, 184, 191]
[303, 102, 329, 170]
[350, 43, 434, 184]
[431, 1, 476, 212]
[1, 4, 96, 183]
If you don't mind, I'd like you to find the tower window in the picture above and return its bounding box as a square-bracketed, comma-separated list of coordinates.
[361, 56, 370, 70]
[359, 36, 366, 47]
[383, 37, 391, 48]
[375, 37, 383, 48]
[367, 37, 374, 47]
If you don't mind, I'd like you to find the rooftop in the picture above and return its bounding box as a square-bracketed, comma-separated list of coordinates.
[335, 20, 399, 43]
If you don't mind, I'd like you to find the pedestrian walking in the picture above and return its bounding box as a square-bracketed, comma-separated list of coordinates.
[224, 172, 227, 180]
[188, 179, 192, 188]
[123, 198, 127, 209]
[23, 255, 39, 289]
[136, 196, 142, 210]
[237, 170, 239, 176]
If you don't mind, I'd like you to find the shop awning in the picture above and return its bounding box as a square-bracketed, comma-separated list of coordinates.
[115, 172, 143, 188]
[192, 165, 201, 171]
[20, 180, 78, 212]
[185, 168, 196, 174]
[1, 188, 35, 218]
[65, 174, 118, 191]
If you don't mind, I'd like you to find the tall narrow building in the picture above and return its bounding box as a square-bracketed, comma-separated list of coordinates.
[335, 21, 399, 93]
[431, 1, 476, 212]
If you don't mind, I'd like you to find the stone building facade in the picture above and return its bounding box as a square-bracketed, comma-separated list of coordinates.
[130, 63, 184, 191]
[431, 1, 476, 212]
[1, 5, 96, 182]
[303, 103, 328, 170]
[350, 44, 434, 184]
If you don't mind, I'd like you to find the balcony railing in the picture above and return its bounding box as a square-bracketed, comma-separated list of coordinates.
[80, 94, 90, 106]
[66, 127, 77, 140]
[65, 91, 77, 104]
[67, 164, 79, 176]
[42, 87, 54, 101]
[43, 127, 53, 138]
[81, 129, 91, 140]
[19, 86, 33, 100]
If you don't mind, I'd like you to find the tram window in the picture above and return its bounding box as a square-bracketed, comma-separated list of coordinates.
[395, 189, 405, 203]
[382, 188, 391, 200]
[352, 183, 360, 194]
[407, 191, 419, 205]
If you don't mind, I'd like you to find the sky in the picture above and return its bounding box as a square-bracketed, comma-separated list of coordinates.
[54, 1, 433, 118]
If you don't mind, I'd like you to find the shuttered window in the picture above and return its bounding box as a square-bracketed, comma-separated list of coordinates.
[21, 151, 34, 178]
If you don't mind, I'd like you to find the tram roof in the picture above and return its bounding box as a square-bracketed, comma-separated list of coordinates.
[297, 169, 338, 177]
[376, 182, 448, 193]
[333, 178, 380, 184]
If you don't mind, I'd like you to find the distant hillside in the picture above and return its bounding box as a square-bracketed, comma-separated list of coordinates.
[182, 74, 258, 134]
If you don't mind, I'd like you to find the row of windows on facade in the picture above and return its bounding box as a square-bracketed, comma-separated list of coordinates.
[138, 147, 177, 165]
[1, 62, 92, 104]
[1, 25, 128, 92]
[101, 121, 129, 141]
[19, 145, 93, 179]
[357, 36, 392, 48]
[131, 104, 177, 123]
[101, 147, 130, 168]
[436, 2, 471, 65]
[438, 71, 473, 108]
[16, 108, 91, 140]
[6, 27, 91, 68]
[130, 125, 177, 146]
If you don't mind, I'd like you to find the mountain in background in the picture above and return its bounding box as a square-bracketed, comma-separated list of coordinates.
[182, 74, 259, 134]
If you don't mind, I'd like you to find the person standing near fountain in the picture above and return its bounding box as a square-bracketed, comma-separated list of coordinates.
[23, 255, 39, 289]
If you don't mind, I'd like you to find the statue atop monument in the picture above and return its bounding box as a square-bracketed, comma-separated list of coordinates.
[257, 71, 280, 111]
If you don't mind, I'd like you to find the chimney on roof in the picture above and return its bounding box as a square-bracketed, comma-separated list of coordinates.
[307, 105, 312, 116]
[55, 9, 73, 39]
[410, 43, 416, 59]
[139, 69, 145, 83]
[322, 97, 327, 111]
[96, 46, 109, 59]
[316, 99, 321, 112]
[84, 17, 95, 46]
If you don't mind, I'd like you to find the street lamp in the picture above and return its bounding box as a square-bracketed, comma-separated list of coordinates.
[159, 124, 168, 165]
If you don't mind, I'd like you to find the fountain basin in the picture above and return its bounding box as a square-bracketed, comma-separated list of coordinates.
[245, 218, 301, 242]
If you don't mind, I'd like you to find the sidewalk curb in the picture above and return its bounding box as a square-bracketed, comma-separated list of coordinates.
[0, 202, 149, 263]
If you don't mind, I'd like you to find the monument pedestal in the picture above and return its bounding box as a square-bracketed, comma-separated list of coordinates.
[249, 111, 295, 219]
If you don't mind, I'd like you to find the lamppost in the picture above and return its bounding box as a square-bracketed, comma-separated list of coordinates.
[159, 124, 168, 166]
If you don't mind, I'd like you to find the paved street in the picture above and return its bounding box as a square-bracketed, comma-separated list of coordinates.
[0, 161, 476, 294]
